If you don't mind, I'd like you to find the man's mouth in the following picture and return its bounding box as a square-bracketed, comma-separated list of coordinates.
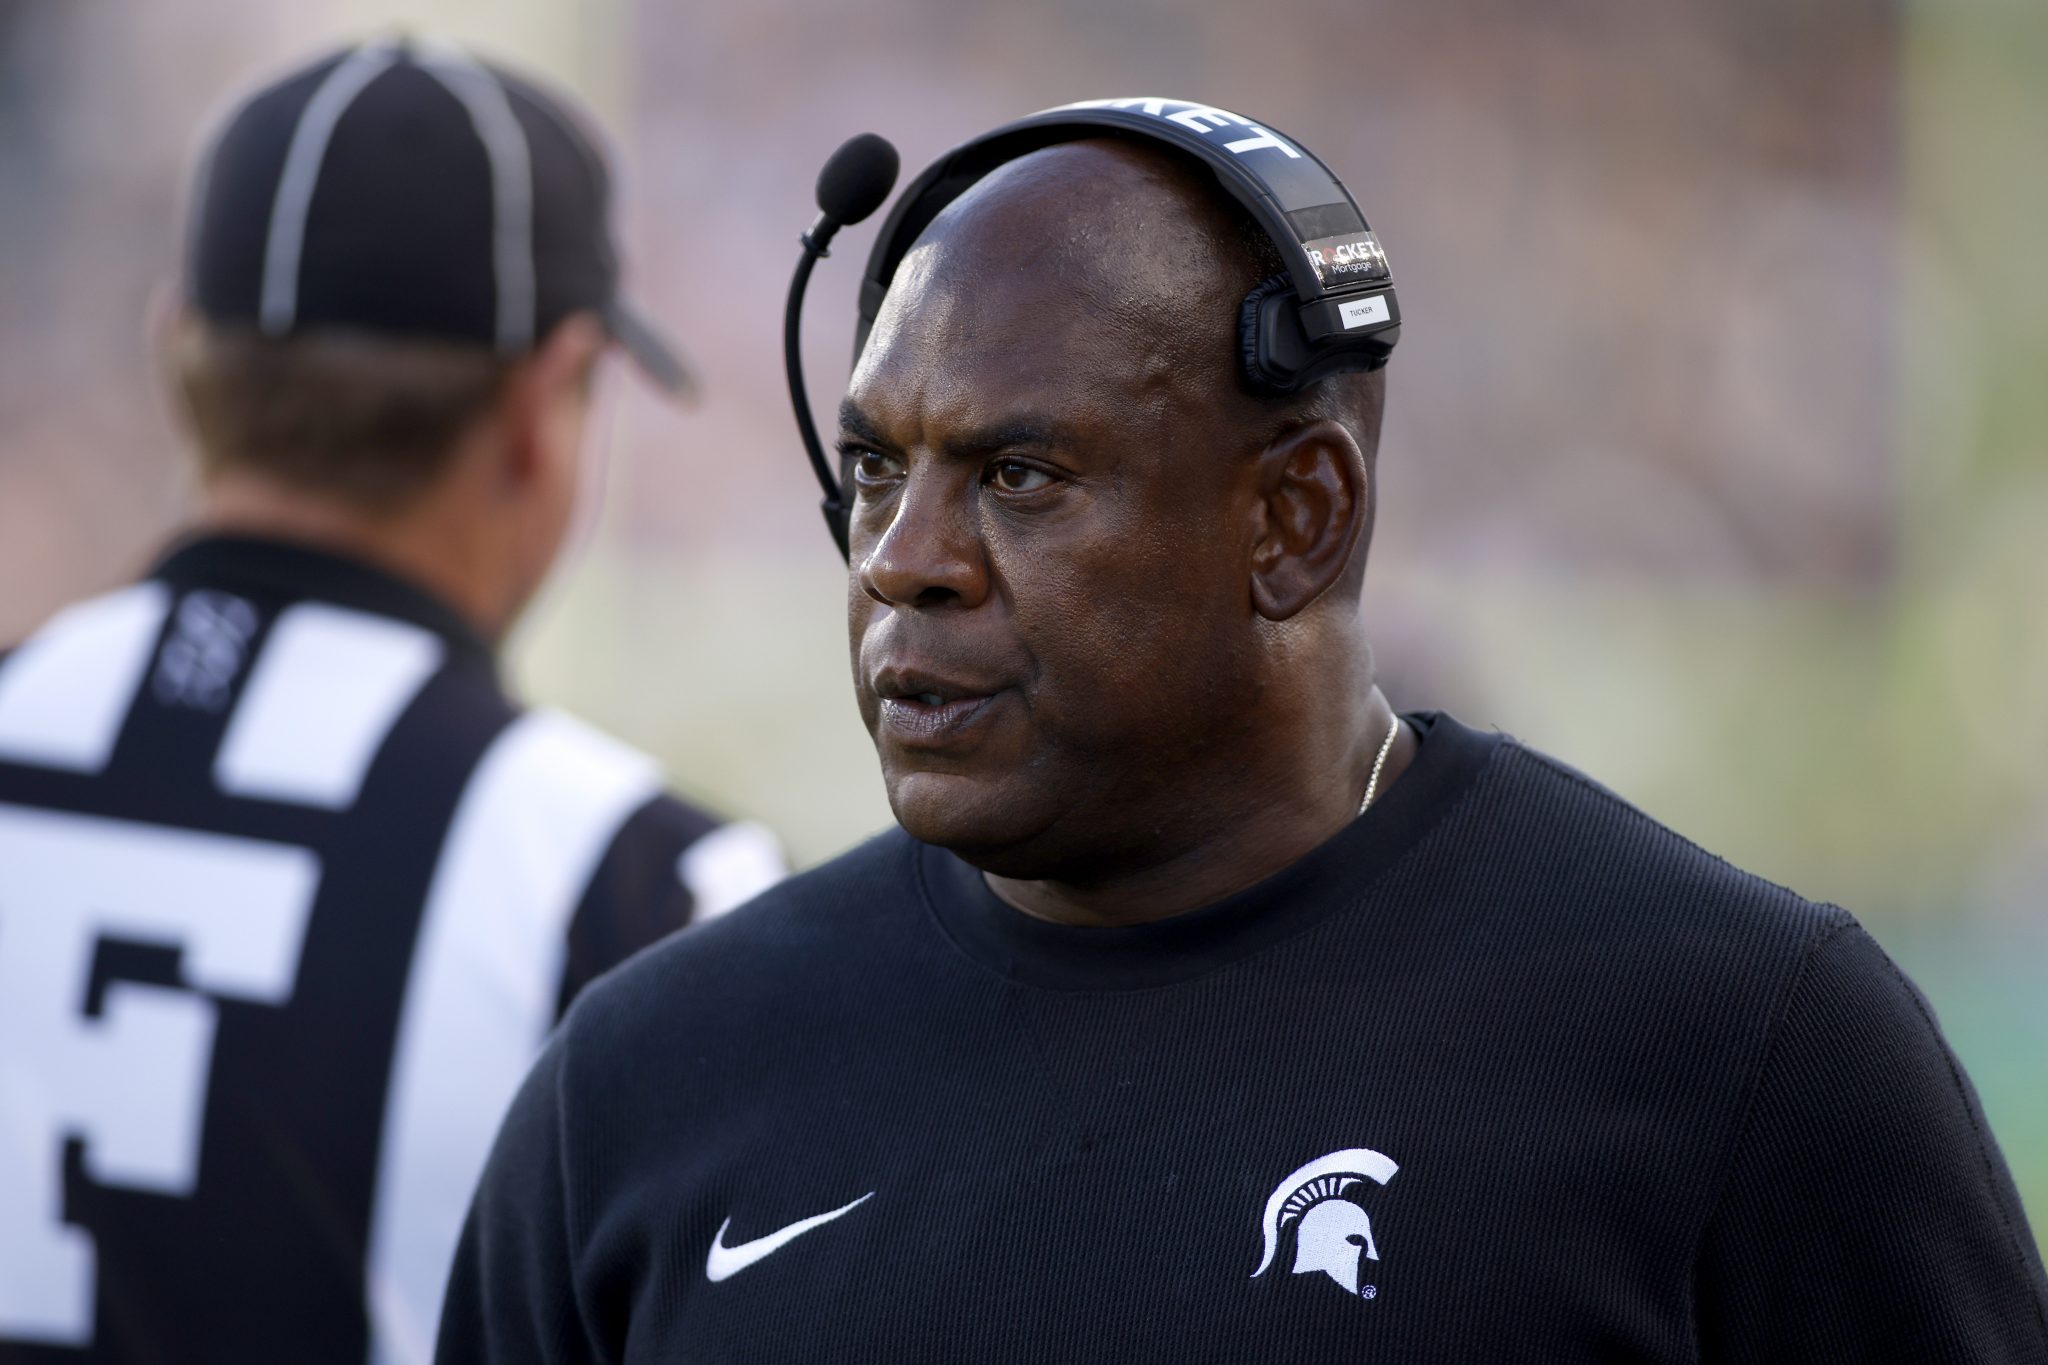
[871, 669, 1004, 748]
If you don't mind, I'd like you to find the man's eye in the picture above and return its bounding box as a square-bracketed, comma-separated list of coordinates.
[989, 460, 1052, 494]
[849, 450, 900, 484]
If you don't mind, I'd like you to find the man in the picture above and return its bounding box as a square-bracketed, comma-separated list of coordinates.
[0, 40, 781, 1365]
[441, 110, 2048, 1361]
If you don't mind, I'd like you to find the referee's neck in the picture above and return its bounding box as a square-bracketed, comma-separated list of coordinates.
[194, 466, 542, 648]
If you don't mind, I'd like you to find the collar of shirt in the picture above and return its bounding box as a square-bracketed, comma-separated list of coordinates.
[916, 710, 1505, 992]
[148, 532, 499, 683]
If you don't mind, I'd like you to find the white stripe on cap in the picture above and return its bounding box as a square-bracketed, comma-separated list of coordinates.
[415, 43, 535, 352]
[259, 42, 400, 335]
[0, 584, 171, 773]
[363, 708, 659, 1365]
[213, 603, 444, 810]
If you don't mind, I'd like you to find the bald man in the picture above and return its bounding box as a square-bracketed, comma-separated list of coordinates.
[438, 125, 2047, 1362]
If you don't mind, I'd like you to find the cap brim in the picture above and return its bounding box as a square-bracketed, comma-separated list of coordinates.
[602, 299, 697, 402]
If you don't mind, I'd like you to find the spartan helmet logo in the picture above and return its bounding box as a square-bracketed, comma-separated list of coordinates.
[1250, 1147, 1399, 1298]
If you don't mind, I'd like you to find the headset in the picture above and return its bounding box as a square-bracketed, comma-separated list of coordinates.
[784, 98, 1401, 560]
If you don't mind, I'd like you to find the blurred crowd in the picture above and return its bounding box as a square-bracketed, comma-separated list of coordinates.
[2, 0, 2041, 1227]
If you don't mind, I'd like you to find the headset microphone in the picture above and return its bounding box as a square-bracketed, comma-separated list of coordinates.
[785, 132, 900, 559]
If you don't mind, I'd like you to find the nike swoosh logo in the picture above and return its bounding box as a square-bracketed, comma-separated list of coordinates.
[705, 1191, 875, 1282]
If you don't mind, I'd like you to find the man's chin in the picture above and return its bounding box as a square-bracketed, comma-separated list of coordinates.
[886, 768, 1050, 863]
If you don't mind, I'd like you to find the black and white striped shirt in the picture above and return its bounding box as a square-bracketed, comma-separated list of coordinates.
[0, 535, 782, 1365]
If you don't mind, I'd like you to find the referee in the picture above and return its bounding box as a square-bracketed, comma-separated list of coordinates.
[0, 40, 781, 1365]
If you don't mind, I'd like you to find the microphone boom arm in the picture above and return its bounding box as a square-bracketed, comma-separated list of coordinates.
[784, 212, 850, 559]
[783, 132, 899, 562]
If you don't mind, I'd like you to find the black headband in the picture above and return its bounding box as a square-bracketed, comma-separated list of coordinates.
[854, 98, 1400, 392]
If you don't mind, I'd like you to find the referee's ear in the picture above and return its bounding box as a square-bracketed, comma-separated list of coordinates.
[499, 312, 610, 491]
[148, 283, 200, 449]
[1247, 418, 1370, 622]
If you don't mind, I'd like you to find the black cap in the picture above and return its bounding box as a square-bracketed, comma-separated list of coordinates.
[185, 37, 690, 395]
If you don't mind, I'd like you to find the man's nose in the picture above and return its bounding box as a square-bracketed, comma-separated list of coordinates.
[857, 468, 989, 610]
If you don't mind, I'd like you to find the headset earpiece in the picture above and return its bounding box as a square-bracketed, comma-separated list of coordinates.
[1238, 273, 1302, 397]
[1240, 272, 1394, 396]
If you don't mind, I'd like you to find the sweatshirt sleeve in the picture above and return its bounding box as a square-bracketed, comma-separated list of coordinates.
[1694, 921, 2048, 1363]
[435, 1037, 598, 1365]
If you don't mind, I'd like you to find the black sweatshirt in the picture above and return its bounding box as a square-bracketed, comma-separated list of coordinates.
[439, 713, 2048, 1363]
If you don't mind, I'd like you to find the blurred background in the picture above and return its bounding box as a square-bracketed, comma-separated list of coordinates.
[1, 0, 2040, 1236]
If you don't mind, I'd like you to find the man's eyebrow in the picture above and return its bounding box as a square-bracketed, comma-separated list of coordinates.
[837, 400, 888, 448]
[836, 404, 1079, 460]
[942, 418, 1075, 460]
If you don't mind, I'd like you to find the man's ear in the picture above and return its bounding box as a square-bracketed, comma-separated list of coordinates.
[500, 313, 608, 484]
[1247, 419, 1368, 621]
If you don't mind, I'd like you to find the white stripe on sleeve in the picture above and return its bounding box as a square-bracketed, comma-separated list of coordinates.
[364, 708, 660, 1365]
[679, 820, 787, 922]
[213, 603, 443, 810]
[0, 584, 172, 773]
